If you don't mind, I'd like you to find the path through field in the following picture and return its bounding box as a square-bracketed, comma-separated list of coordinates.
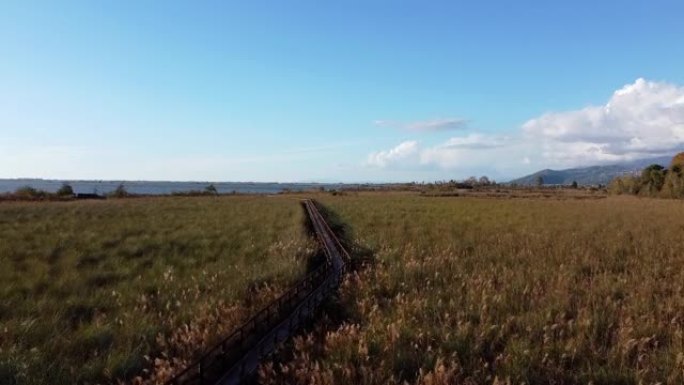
[166, 200, 350, 385]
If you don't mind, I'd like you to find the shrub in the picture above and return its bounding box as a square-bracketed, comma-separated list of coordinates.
[57, 183, 75, 197]
[608, 154, 684, 199]
[662, 166, 684, 198]
[671, 152, 684, 168]
[639, 164, 666, 195]
[13, 186, 47, 200]
[204, 184, 218, 195]
[109, 183, 129, 198]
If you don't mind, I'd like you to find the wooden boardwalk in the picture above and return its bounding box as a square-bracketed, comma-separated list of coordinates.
[166, 200, 349, 385]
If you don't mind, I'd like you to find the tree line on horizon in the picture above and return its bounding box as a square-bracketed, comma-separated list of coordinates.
[608, 152, 684, 198]
[2, 182, 223, 201]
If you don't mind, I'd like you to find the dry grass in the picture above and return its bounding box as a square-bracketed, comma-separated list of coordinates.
[261, 193, 684, 384]
[0, 196, 314, 385]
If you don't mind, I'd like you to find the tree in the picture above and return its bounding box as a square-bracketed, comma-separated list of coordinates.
[479, 176, 491, 186]
[205, 184, 218, 195]
[56, 183, 74, 197]
[607, 177, 624, 195]
[14, 186, 44, 199]
[111, 183, 129, 198]
[571, 181, 578, 189]
[536, 176, 544, 187]
[662, 159, 684, 198]
[640, 164, 666, 195]
[671, 152, 684, 168]
[608, 157, 684, 198]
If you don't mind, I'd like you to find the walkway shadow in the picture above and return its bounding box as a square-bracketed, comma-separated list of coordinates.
[311, 200, 376, 272]
[299, 201, 328, 274]
[309, 200, 376, 325]
[256, 201, 376, 384]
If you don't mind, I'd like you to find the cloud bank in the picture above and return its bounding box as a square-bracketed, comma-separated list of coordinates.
[523, 78, 684, 164]
[368, 78, 684, 176]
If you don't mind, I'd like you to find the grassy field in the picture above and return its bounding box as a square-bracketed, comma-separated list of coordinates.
[0, 196, 314, 384]
[261, 193, 684, 384]
[4, 192, 684, 384]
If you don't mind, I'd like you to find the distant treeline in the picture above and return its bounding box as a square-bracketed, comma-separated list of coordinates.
[0, 183, 224, 202]
[608, 153, 684, 198]
[427, 176, 497, 190]
[0, 184, 79, 202]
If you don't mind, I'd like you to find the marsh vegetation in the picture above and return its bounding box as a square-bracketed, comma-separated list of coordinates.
[4, 192, 684, 384]
[0, 196, 314, 384]
[261, 194, 684, 384]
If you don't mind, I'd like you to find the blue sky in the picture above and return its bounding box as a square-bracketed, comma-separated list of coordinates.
[2, 1, 684, 182]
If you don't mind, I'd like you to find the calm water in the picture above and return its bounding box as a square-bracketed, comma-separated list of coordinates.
[0, 179, 359, 195]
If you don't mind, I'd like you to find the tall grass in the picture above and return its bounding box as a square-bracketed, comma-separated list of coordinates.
[261, 194, 684, 384]
[0, 196, 314, 384]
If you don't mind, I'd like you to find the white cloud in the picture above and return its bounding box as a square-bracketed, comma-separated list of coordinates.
[367, 78, 684, 177]
[366, 141, 420, 168]
[374, 118, 468, 132]
[422, 134, 524, 172]
[522, 78, 684, 165]
[366, 134, 521, 177]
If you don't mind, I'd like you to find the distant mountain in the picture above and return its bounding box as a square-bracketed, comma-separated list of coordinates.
[509, 155, 673, 186]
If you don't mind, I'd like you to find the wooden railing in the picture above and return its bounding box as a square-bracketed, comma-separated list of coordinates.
[165, 200, 348, 385]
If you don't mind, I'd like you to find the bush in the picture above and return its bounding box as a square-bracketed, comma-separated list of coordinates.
[671, 152, 684, 168]
[608, 153, 684, 199]
[608, 175, 639, 195]
[13, 186, 47, 200]
[662, 167, 684, 198]
[204, 184, 218, 195]
[109, 184, 129, 198]
[57, 183, 74, 197]
[639, 164, 666, 195]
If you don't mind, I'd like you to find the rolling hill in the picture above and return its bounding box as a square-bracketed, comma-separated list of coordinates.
[509, 155, 673, 186]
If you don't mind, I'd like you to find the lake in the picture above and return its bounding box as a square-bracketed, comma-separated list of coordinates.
[0, 179, 360, 195]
